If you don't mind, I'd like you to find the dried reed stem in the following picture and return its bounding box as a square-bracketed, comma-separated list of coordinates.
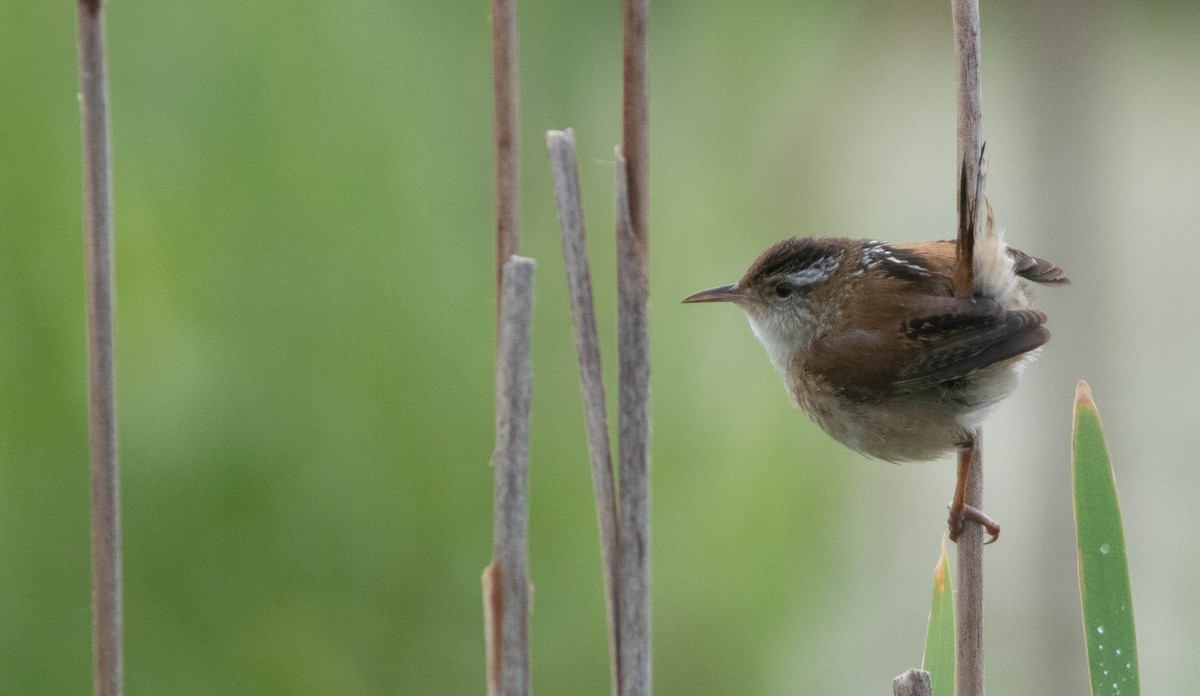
[617, 1, 650, 692]
[621, 0, 649, 249]
[893, 669, 933, 696]
[954, 434, 985, 696]
[492, 0, 520, 312]
[486, 2, 524, 690]
[546, 129, 623, 695]
[952, 0, 983, 219]
[951, 0, 987, 694]
[77, 2, 124, 694]
[615, 148, 650, 696]
[485, 256, 536, 696]
[950, 0, 987, 693]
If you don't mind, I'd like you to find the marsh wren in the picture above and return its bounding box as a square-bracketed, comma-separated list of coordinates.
[684, 209, 1067, 541]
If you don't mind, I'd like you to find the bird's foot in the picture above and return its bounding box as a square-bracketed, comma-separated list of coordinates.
[947, 503, 1000, 544]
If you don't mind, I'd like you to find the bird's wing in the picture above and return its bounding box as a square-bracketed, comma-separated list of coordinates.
[807, 297, 1049, 400]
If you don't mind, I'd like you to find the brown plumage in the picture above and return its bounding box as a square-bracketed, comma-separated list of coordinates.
[684, 234, 1068, 462]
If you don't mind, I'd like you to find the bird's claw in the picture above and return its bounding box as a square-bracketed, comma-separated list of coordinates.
[947, 503, 1000, 544]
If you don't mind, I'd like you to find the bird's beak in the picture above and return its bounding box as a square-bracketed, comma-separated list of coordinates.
[682, 284, 742, 304]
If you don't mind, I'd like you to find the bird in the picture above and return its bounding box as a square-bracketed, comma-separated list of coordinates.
[683, 205, 1068, 541]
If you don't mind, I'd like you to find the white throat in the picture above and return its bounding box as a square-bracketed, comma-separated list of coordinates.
[745, 310, 814, 378]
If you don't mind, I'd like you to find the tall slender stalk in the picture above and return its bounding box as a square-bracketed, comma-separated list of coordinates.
[615, 148, 649, 696]
[547, 130, 623, 696]
[492, 0, 520, 314]
[951, 0, 986, 694]
[484, 1, 527, 692]
[621, 0, 648, 247]
[954, 433, 984, 696]
[76, 2, 124, 695]
[616, 1, 651, 695]
[485, 257, 536, 696]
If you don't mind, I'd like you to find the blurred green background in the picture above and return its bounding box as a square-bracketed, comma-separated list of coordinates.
[3, 0, 1199, 693]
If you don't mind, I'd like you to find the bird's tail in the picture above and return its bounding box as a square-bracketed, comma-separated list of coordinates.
[973, 201, 1023, 307]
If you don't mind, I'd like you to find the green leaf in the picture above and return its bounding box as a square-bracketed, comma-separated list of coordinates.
[921, 537, 954, 696]
[1072, 381, 1140, 696]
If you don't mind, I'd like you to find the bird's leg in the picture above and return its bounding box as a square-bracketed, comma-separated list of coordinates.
[948, 440, 1000, 544]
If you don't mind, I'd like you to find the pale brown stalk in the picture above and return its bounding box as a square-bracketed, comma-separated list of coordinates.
[546, 130, 622, 695]
[492, 0, 520, 315]
[617, 0, 651, 693]
[951, 1, 986, 694]
[484, 257, 536, 696]
[77, 1, 124, 694]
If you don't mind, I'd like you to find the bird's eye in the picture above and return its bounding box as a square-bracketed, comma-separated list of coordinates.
[774, 282, 795, 298]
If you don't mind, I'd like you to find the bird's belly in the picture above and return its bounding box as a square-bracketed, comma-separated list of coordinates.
[794, 361, 1027, 462]
[814, 400, 973, 462]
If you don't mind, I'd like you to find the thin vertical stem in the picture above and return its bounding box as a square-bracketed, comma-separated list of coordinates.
[621, 0, 649, 250]
[952, 0, 983, 236]
[954, 434, 984, 696]
[77, 2, 124, 695]
[618, 1, 650, 693]
[615, 148, 650, 696]
[952, 0, 983, 298]
[547, 129, 622, 696]
[951, 1, 985, 694]
[487, 1, 522, 689]
[485, 256, 536, 696]
[492, 0, 520, 316]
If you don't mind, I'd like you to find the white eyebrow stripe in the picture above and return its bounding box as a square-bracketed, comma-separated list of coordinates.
[787, 255, 840, 286]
